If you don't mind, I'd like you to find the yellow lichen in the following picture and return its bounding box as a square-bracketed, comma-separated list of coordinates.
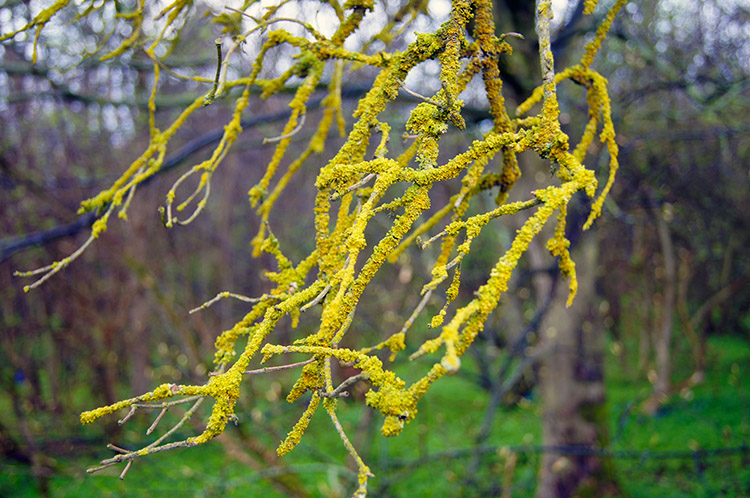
[7, 0, 624, 490]
[278, 392, 321, 456]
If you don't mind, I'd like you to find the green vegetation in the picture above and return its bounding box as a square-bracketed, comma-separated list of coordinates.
[2, 335, 747, 497]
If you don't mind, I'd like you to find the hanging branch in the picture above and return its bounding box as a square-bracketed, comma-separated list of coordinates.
[6, 1, 625, 495]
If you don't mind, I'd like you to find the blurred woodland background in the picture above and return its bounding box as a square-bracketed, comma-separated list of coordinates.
[1, 0, 749, 497]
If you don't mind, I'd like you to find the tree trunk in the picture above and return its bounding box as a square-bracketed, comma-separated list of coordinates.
[642, 200, 676, 414]
[535, 232, 620, 497]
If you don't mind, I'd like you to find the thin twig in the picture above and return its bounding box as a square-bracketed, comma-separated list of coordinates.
[419, 228, 447, 249]
[119, 460, 132, 480]
[146, 407, 168, 435]
[446, 254, 462, 271]
[143, 50, 213, 84]
[301, 283, 331, 312]
[146, 396, 204, 450]
[14, 202, 116, 291]
[87, 438, 200, 473]
[164, 167, 197, 228]
[237, 358, 315, 376]
[118, 166, 144, 219]
[224, 8, 322, 39]
[399, 84, 443, 108]
[326, 405, 373, 498]
[190, 291, 273, 314]
[174, 176, 211, 226]
[349, 173, 377, 192]
[132, 396, 202, 409]
[89, 395, 207, 475]
[331, 173, 378, 201]
[320, 372, 370, 398]
[202, 39, 223, 106]
[399, 288, 433, 335]
[118, 406, 137, 425]
[263, 113, 306, 144]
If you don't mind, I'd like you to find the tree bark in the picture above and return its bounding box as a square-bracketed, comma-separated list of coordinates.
[535, 232, 620, 497]
[642, 200, 676, 414]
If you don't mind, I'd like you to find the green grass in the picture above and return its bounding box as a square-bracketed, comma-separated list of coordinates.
[1, 334, 748, 497]
[605, 335, 750, 498]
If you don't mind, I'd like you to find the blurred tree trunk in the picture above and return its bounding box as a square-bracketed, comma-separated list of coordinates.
[653, 201, 675, 399]
[533, 230, 620, 497]
[676, 248, 705, 385]
[642, 199, 676, 414]
[483, 0, 621, 493]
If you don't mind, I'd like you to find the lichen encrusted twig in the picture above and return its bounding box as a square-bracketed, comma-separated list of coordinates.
[6, 1, 624, 495]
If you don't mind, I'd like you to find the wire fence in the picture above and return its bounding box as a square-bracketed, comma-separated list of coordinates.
[377, 442, 750, 497]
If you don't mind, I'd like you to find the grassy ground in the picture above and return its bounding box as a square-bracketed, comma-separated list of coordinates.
[1, 334, 748, 497]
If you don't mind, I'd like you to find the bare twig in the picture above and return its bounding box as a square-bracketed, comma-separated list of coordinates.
[445, 254, 462, 271]
[146, 407, 168, 435]
[119, 460, 133, 480]
[418, 229, 446, 249]
[325, 404, 373, 498]
[202, 39, 223, 106]
[501, 31, 524, 40]
[190, 291, 274, 314]
[107, 444, 130, 454]
[118, 166, 144, 219]
[89, 396, 206, 475]
[264, 113, 307, 144]
[146, 396, 204, 450]
[320, 372, 370, 398]
[399, 288, 433, 335]
[224, 8, 323, 39]
[301, 283, 332, 312]
[330, 173, 378, 201]
[87, 438, 199, 474]
[118, 406, 137, 425]
[399, 84, 443, 108]
[236, 358, 316, 376]
[124, 396, 203, 411]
